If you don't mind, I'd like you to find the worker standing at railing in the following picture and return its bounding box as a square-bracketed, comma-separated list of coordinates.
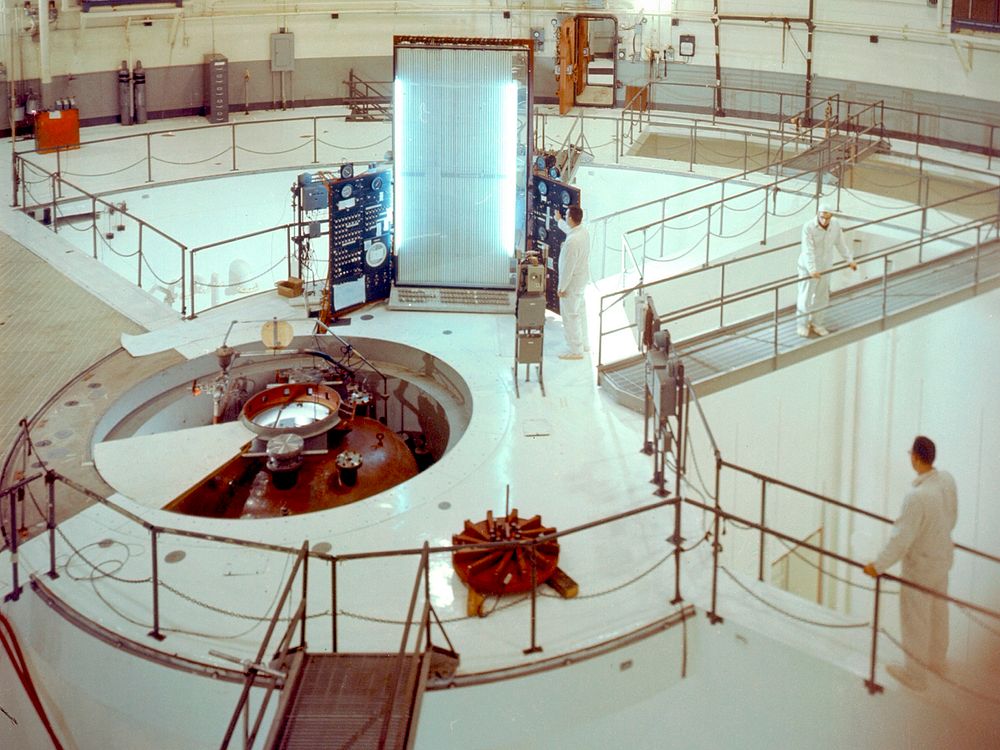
[796, 203, 858, 337]
[864, 436, 958, 692]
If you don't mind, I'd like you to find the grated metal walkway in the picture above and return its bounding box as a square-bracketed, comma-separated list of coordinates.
[601, 238, 1000, 406]
[268, 653, 425, 750]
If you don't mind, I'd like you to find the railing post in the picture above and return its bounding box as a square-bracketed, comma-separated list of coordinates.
[17, 153, 28, 207]
[4, 487, 23, 602]
[864, 575, 885, 693]
[704, 205, 712, 266]
[659, 201, 666, 258]
[231, 124, 238, 172]
[690, 121, 697, 171]
[312, 118, 318, 164]
[146, 132, 153, 183]
[719, 182, 726, 236]
[189, 249, 197, 319]
[916, 158, 924, 206]
[915, 112, 922, 158]
[669, 369, 687, 606]
[149, 527, 165, 640]
[881, 257, 889, 322]
[989, 124, 995, 171]
[523, 539, 542, 654]
[758, 480, 767, 582]
[761, 190, 769, 245]
[92, 196, 98, 258]
[50, 175, 58, 234]
[331, 556, 338, 653]
[180, 246, 187, 317]
[707, 456, 723, 624]
[46, 471, 58, 579]
[719, 264, 726, 329]
[974, 224, 981, 286]
[137, 225, 143, 289]
[614, 117, 620, 165]
[773, 288, 779, 357]
[10, 150, 18, 208]
[299, 543, 309, 649]
[918, 206, 926, 263]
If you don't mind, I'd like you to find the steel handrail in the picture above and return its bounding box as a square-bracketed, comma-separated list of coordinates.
[653, 214, 996, 329]
[377, 542, 432, 749]
[652, 81, 1000, 152]
[4, 421, 998, 705]
[622, 102, 889, 240]
[596, 182, 1000, 347]
[681, 494, 1000, 621]
[219, 541, 309, 749]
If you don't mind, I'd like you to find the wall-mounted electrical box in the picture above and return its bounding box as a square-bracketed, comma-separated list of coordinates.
[678, 35, 696, 57]
[270, 32, 295, 72]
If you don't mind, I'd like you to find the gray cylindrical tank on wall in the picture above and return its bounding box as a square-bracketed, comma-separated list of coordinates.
[133, 60, 147, 124]
[118, 60, 132, 125]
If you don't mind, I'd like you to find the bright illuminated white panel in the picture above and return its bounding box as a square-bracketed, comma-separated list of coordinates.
[394, 45, 526, 288]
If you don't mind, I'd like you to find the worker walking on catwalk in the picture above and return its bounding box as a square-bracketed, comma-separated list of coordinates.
[796, 203, 858, 337]
[864, 436, 958, 691]
[556, 205, 591, 360]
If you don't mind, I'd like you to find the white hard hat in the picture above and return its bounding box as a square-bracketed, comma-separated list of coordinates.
[818, 202, 836, 215]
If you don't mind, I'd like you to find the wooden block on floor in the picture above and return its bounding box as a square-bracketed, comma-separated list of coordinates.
[467, 587, 486, 617]
[545, 567, 578, 599]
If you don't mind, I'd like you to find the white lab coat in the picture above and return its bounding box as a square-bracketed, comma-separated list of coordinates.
[873, 469, 958, 676]
[796, 217, 853, 325]
[558, 224, 591, 354]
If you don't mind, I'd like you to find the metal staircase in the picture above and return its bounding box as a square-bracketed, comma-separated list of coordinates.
[220, 543, 458, 750]
[599, 211, 1000, 408]
[344, 69, 391, 122]
[263, 648, 456, 750]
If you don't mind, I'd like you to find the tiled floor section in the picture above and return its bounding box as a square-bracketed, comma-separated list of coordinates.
[0, 231, 144, 451]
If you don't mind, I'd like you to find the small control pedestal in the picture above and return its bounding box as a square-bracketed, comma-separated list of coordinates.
[514, 254, 546, 397]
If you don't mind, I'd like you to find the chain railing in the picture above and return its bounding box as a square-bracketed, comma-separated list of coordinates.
[645, 81, 999, 167]
[11, 90, 997, 324]
[1, 376, 998, 707]
[677, 376, 1000, 695]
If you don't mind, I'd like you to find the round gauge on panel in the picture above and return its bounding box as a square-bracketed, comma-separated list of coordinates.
[534, 155, 546, 171]
[560, 190, 571, 206]
[537, 181, 548, 196]
[366, 240, 388, 268]
[548, 166, 561, 179]
[340, 163, 354, 179]
[340, 184, 353, 199]
[371, 176, 383, 191]
[537, 227, 547, 242]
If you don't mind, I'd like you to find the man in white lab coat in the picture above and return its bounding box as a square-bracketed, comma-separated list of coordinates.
[796, 203, 858, 337]
[864, 436, 958, 691]
[555, 205, 591, 360]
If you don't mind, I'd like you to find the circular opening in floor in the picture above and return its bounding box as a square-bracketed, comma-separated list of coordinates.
[93, 335, 471, 519]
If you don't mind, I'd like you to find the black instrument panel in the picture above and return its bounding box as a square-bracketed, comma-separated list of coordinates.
[325, 168, 393, 311]
[528, 173, 581, 314]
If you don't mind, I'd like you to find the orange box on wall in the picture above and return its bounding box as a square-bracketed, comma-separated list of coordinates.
[35, 109, 80, 154]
